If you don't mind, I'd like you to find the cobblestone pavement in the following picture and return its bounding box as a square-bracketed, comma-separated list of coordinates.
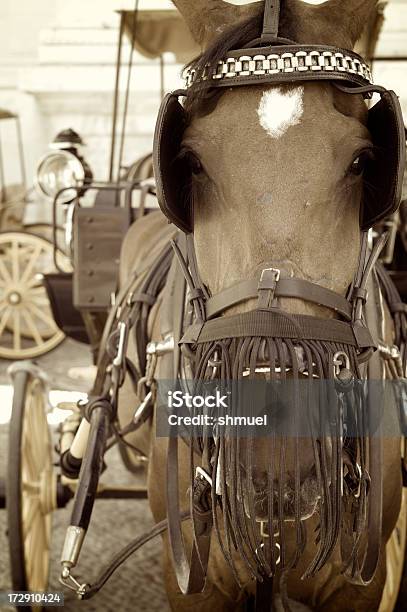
[0, 338, 170, 612]
[0, 339, 94, 391]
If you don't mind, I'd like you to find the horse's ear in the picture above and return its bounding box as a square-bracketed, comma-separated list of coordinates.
[171, 0, 259, 47]
[320, 0, 380, 47]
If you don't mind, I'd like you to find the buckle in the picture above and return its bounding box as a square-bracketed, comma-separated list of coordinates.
[195, 466, 212, 486]
[193, 468, 213, 533]
[344, 462, 362, 499]
[257, 268, 281, 309]
[112, 321, 128, 368]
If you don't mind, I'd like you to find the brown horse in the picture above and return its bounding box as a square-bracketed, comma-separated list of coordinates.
[118, 0, 404, 609]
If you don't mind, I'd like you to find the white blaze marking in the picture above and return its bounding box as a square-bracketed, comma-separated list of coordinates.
[257, 86, 304, 139]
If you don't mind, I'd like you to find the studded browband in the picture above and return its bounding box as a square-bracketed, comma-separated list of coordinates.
[184, 46, 373, 91]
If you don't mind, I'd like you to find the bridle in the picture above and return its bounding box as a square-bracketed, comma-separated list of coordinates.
[151, 0, 407, 600]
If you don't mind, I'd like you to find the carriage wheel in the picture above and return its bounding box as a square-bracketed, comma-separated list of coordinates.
[379, 488, 407, 612]
[0, 231, 71, 359]
[7, 363, 57, 610]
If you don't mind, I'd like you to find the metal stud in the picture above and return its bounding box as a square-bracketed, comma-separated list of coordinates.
[253, 54, 266, 75]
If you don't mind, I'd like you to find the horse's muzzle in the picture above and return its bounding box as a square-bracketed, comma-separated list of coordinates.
[243, 472, 321, 522]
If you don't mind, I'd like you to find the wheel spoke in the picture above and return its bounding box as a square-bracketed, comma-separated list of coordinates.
[26, 295, 50, 307]
[19, 243, 43, 285]
[20, 309, 44, 347]
[12, 310, 21, 351]
[30, 520, 47, 591]
[0, 255, 12, 284]
[24, 529, 35, 581]
[22, 480, 40, 495]
[26, 516, 43, 589]
[23, 498, 41, 536]
[31, 390, 47, 468]
[11, 239, 20, 282]
[28, 512, 42, 560]
[25, 278, 43, 290]
[22, 460, 35, 493]
[26, 389, 45, 470]
[27, 286, 48, 295]
[23, 423, 41, 476]
[0, 307, 11, 337]
[25, 302, 57, 331]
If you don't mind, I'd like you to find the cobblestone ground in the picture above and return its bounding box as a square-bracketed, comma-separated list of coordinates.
[0, 338, 170, 612]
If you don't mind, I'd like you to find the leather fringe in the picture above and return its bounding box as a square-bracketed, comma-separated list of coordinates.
[187, 336, 369, 580]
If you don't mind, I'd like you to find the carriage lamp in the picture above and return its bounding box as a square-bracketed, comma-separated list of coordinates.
[35, 129, 93, 204]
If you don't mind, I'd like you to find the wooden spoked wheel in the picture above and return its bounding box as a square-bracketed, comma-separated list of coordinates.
[7, 363, 56, 610]
[0, 231, 71, 359]
[379, 488, 407, 612]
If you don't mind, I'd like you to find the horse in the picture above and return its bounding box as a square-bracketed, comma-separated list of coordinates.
[116, 0, 406, 609]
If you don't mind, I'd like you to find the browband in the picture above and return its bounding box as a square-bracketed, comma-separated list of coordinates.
[184, 45, 372, 91]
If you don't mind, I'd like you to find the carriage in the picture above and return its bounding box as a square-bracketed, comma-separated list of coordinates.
[2, 1, 407, 611]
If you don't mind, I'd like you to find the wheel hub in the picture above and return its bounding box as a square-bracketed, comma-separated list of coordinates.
[7, 290, 22, 305]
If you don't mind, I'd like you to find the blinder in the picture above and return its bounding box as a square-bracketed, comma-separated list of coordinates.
[363, 89, 405, 230]
[153, 91, 191, 234]
[153, 57, 406, 234]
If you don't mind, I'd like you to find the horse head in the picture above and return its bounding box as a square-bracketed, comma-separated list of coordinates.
[153, 0, 404, 583]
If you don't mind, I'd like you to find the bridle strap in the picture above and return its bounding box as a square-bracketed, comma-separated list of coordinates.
[205, 276, 353, 321]
[341, 275, 384, 586]
[255, 575, 274, 611]
[166, 435, 213, 594]
[172, 235, 383, 354]
[262, 0, 281, 41]
[180, 309, 375, 349]
[165, 235, 213, 595]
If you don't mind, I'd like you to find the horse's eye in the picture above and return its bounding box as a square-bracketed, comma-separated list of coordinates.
[349, 150, 374, 176]
[350, 156, 365, 175]
[188, 153, 203, 176]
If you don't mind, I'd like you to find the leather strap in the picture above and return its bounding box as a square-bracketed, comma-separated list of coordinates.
[205, 276, 353, 321]
[255, 576, 274, 611]
[341, 275, 383, 586]
[166, 436, 212, 594]
[180, 309, 375, 350]
[165, 245, 213, 595]
[262, 0, 281, 41]
[184, 45, 373, 93]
